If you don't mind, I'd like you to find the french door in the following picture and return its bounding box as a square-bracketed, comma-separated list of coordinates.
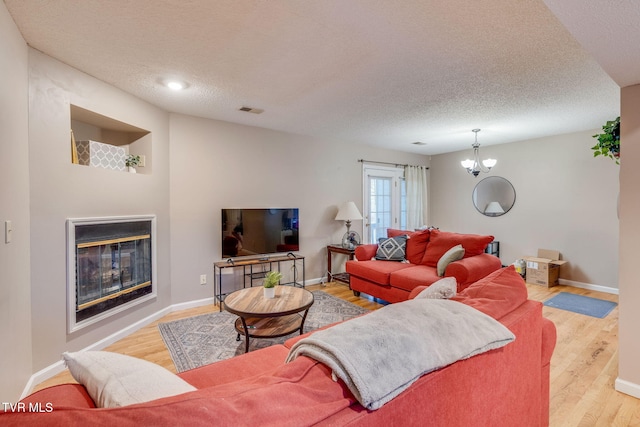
[362, 164, 406, 244]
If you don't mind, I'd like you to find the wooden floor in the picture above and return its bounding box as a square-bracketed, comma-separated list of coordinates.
[34, 282, 639, 426]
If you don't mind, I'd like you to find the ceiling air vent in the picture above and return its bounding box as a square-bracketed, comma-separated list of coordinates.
[239, 106, 264, 114]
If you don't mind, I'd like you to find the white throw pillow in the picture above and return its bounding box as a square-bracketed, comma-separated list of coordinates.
[415, 277, 457, 300]
[63, 351, 196, 408]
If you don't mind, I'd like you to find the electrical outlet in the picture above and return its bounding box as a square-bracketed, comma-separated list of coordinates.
[200, 274, 207, 285]
[138, 155, 146, 167]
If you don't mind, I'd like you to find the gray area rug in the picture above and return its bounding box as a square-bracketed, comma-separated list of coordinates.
[159, 290, 369, 372]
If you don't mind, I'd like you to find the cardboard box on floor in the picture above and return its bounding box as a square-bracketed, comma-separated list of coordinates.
[523, 249, 568, 287]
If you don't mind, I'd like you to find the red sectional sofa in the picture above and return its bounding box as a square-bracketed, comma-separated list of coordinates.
[347, 228, 502, 303]
[2, 267, 555, 427]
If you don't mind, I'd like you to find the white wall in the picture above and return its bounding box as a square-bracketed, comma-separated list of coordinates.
[0, 3, 33, 402]
[169, 113, 430, 303]
[430, 130, 619, 289]
[27, 49, 171, 372]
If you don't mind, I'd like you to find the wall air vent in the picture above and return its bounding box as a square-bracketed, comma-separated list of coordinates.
[239, 106, 264, 114]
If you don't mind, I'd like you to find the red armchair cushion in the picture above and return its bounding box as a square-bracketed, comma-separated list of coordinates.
[387, 228, 431, 265]
[421, 230, 493, 267]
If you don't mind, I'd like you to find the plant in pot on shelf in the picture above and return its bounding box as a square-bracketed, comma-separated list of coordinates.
[592, 116, 620, 164]
[126, 154, 141, 173]
[263, 270, 282, 299]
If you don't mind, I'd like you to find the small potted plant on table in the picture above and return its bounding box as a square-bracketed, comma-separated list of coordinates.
[263, 270, 282, 299]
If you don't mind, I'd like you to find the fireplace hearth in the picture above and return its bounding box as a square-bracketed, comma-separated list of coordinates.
[67, 216, 156, 333]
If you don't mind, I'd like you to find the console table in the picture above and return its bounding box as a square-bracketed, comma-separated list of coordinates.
[326, 244, 356, 286]
[214, 254, 305, 307]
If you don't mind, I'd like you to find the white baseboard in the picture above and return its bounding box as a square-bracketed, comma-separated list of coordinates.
[170, 297, 215, 312]
[615, 378, 640, 399]
[19, 279, 326, 400]
[558, 278, 619, 295]
[20, 296, 215, 400]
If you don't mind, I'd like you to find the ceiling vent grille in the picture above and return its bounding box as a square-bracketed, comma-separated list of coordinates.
[239, 106, 264, 114]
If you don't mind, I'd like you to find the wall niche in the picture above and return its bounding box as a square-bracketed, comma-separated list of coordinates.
[70, 105, 152, 174]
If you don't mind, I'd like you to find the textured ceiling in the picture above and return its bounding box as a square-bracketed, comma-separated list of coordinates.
[4, 0, 623, 154]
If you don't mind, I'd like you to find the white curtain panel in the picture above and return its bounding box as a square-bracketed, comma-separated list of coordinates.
[405, 165, 429, 230]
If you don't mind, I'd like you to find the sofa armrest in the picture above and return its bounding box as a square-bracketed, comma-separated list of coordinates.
[20, 384, 96, 409]
[408, 286, 427, 300]
[541, 317, 557, 367]
[445, 253, 502, 289]
[354, 244, 377, 261]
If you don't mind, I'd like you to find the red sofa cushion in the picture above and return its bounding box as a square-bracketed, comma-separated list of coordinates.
[389, 265, 441, 292]
[347, 259, 413, 285]
[421, 230, 493, 267]
[451, 266, 528, 319]
[387, 228, 430, 264]
[179, 345, 290, 389]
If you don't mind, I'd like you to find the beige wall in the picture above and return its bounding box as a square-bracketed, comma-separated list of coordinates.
[617, 84, 640, 395]
[27, 49, 172, 372]
[169, 113, 429, 303]
[430, 130, 619, 290]
[0, 3, 33, 402]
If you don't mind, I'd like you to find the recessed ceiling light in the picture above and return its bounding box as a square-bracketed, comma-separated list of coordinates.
[166, 80, 185, 91]
[412, 141, 427, 146]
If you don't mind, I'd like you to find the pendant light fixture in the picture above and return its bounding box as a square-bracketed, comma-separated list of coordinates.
[461, 129, 496, 177]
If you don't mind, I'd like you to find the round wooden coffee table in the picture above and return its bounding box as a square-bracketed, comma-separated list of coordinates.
[223, 286, 314, 353]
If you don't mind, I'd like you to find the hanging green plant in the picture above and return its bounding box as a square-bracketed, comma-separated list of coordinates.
[592, 116, 620, 164]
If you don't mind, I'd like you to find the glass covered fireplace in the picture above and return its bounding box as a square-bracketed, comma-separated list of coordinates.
[67, 215, 156, 333]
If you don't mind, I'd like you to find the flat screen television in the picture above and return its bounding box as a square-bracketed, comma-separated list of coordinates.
[221, 208, 299, 258]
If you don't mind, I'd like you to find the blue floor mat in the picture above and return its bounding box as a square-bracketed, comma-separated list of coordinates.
[543, 292, 617, 318]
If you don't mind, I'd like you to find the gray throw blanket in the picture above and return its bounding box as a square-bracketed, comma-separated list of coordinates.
[286, 298, 515, 410]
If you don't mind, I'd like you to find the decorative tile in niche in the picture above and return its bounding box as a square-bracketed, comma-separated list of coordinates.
[76, 140, 126, 171]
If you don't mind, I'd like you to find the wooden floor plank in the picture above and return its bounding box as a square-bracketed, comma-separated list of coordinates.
[30, 281, 640, 426]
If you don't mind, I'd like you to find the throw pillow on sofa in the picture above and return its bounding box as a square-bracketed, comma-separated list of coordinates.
[62, 351, 196, 408]
[387, 228, 431, 264]
[436, 244, 465, 276]
[421, 230, 494, 267]
[415, 277, 457, 299]
[376, 235, 408, 261]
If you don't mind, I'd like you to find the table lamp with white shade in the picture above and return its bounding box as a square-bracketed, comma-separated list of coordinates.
[335, 201, 363, 249]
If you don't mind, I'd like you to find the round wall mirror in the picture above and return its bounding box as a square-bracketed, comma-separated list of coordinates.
[472, 176, 516, 217]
